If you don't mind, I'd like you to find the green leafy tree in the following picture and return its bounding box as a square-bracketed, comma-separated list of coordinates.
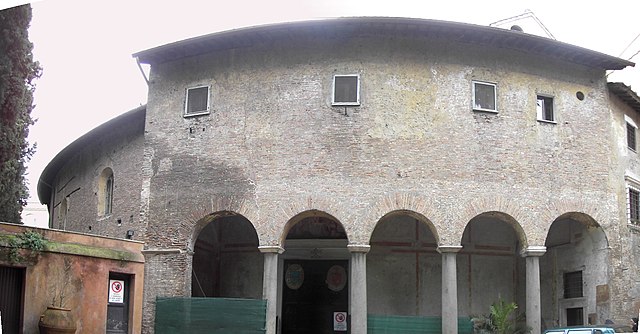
[0, 4, 41, 223]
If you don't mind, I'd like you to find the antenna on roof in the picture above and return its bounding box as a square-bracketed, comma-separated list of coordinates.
[489, 9, 556, 40]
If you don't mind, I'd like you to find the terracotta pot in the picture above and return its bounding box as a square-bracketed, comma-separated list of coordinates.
[38, 306, 77, 334]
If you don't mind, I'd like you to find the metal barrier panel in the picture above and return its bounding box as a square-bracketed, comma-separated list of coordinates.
[367, 315, 473, 334]
[155, 297, 266, 334]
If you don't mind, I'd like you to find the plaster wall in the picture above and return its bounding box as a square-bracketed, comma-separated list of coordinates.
[605, 92, 640, 321]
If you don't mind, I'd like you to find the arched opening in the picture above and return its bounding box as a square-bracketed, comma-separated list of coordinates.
[191, 213, 262, 299]
[541, 212, 609, 329]
[280, 211, 348, 334]
[460, 212, 526, 319]
[368, 211, 439, 317]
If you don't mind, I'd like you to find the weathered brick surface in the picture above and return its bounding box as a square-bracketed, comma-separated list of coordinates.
[137, 34, 632, 330]
[48, 110, 144, 240]
[143, 36, 617, 247]
[42, 26, 640, 332]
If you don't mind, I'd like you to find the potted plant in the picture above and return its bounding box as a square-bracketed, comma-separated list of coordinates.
[39, 257, 77, 334]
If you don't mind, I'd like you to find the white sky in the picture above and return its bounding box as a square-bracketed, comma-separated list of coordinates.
[18, 0, 640, 211]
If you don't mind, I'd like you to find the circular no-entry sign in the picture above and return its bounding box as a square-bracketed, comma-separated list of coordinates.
[111, 281, 122, 293]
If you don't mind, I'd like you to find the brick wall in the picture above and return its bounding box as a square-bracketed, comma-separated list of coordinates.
[49, 111, 144, 240]
[143, 36, 617, 248]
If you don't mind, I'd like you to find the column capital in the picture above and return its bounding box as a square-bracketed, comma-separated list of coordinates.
[437, 245, 463, 254]
[521, 246, 546, 257]
[258, 245, 284, 254]
[347, 244, 371, 253]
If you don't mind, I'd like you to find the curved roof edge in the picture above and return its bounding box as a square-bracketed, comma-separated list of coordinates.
[609, 82, 640, 113]
[37, 105, 147, 205]
[133, 17, 634, 70]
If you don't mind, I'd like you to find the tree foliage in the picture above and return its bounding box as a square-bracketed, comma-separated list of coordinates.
[471, 297, 530, 334]
[0, 4, 41, 223]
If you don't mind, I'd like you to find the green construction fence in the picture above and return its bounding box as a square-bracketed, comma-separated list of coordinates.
[368, 314, 474, 334]
[155, 297, 266, 334]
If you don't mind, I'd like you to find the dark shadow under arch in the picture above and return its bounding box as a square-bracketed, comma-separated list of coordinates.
[191, 212, 262, 299]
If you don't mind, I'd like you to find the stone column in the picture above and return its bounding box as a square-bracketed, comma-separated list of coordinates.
[259, 246, 284, 334]
[522, 246, 546, 334]
[438, 245, 463, 334]
[348, 245, 370, 334]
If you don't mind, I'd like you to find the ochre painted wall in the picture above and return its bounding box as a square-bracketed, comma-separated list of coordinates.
[0, 223, 144, 334]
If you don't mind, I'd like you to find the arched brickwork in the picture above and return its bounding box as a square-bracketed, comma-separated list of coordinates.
[545, 211, 609, 247]
[179, 196, 261, 251]
[280, 209, 348, 245]
[268, 195, 351, 246]
[456, 196, 529, 248]
[538, 198, 610, 246]
[360, 193, 446, 246]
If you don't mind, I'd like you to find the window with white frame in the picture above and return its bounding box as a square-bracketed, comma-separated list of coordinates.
[472, 81, 497, 112]
[184, 85, 210, 116]
[536, 95, 555, 122]
[332, 74, 360, 106]
[626, 116, 637, 151]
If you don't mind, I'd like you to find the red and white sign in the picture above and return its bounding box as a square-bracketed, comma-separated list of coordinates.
[109, 279, 125, 303]
[333, 312, 347, 331]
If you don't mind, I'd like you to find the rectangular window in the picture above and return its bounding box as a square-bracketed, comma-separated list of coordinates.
[627, 122, 636, 151]
[332, 74, 360, 106]
[630, 188, 640, 223]
[563, 270, 583, 299]
[472, 81, 497, 112]
[185, 86, 210, 116]
[537, 95, 555, 122]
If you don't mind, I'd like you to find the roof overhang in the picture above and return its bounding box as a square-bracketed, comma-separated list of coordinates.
[609, 82, 640, 113]
[133, 17, 634, 71]
[37, 105, 146, 206]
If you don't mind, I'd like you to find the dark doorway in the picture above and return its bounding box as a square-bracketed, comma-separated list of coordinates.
[107, 273, 131, 333]
[281, 260, 349, 334]
[0, 266, 24, 334]
[566, 307, 584, 326]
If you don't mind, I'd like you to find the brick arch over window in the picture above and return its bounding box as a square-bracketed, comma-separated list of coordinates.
[457, 196, 529, 248]
[360, 193, 446, 246]
[97, 167, 114, 217]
